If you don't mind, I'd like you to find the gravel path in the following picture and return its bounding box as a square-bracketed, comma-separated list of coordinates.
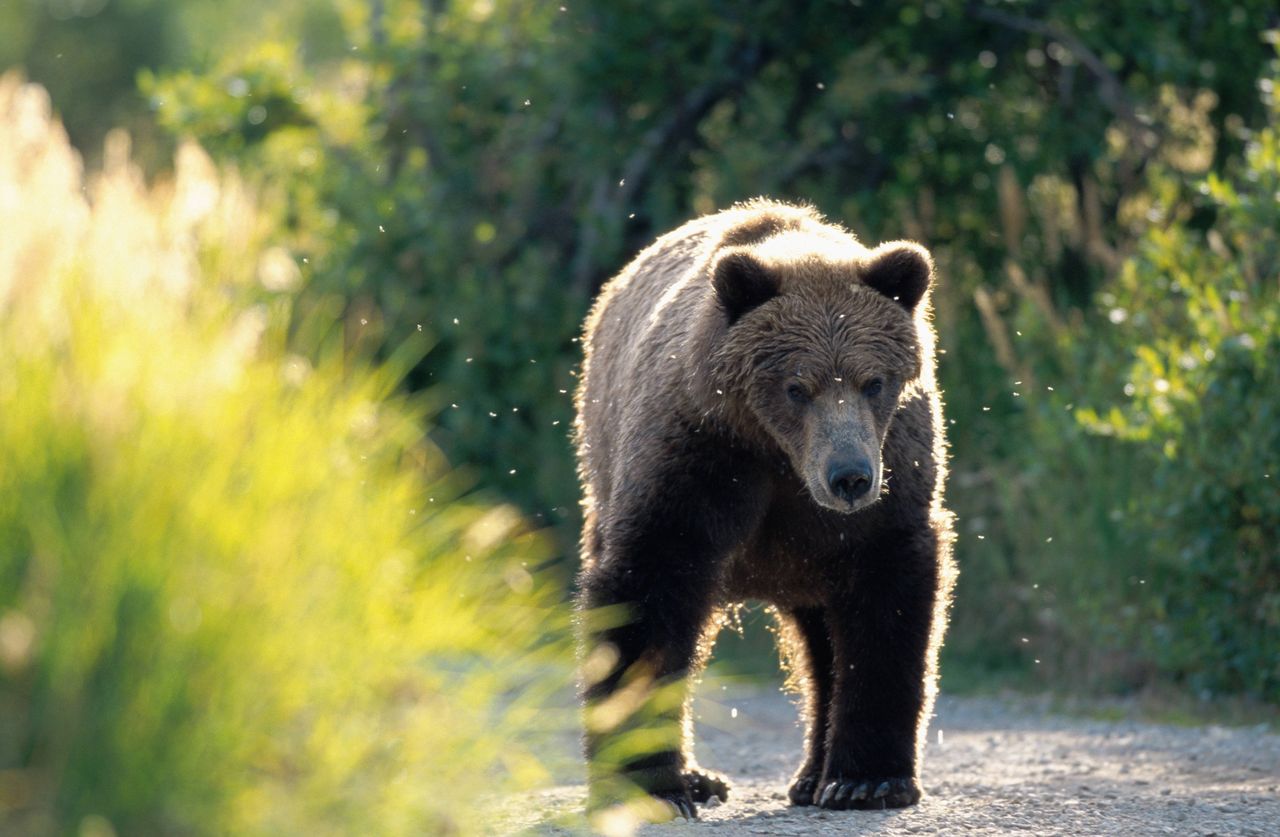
[511, 682, 1280, 836]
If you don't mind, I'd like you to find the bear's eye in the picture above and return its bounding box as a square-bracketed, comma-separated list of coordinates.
[786, 383, 811, 405]
[862, 378, 884, 398]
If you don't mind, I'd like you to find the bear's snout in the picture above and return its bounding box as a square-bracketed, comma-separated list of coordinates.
[805, 403, 882, 513]
[827, 459, 873, 505]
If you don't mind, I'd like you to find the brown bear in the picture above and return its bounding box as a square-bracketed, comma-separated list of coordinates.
[574, 199, 955, 819]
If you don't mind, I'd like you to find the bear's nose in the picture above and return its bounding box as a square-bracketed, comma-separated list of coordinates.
[828, 461, 873, 504]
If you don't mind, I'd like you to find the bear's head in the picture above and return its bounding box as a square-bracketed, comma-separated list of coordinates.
[709, 238, 932, 513]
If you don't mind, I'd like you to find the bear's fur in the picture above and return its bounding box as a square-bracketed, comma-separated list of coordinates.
[575, 200, 955, 818]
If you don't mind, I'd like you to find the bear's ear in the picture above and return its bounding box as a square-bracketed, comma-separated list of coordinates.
[712, 250, 781, 324]
[862, 242, 933, 311]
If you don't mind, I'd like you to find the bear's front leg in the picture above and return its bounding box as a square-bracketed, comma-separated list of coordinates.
[815, 532, 941, 810]
[580, 559, 716, 820]
[578, 457, 765, 819]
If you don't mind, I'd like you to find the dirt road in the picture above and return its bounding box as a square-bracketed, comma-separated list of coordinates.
[515, 682, 1280, 836]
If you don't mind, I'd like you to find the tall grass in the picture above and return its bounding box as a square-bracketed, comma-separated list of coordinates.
[0, 74, 569, 834]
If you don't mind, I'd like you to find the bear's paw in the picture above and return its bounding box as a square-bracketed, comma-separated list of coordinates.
[787, 772, 823, 806]
[683, 769, 730, 804]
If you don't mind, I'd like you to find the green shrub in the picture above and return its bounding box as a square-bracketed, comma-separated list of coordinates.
[1087, 74, 1280, 699]
[0, 75, 568, 834]
[946, 58, 1280, 702]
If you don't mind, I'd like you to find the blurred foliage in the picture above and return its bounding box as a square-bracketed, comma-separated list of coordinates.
[137, 0, 1280, 704]
[0, 75, 569, 834]
[2, 0, 1278, 718]
[0, 0, 184, 169]
[137, 0, 1279, 526]
[0, 0, 345, 169]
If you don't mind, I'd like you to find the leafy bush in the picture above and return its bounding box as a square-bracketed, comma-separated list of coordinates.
[0, 75, 568, 834]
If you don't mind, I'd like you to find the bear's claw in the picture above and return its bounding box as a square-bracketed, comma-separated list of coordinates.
[656, 791, 697, 820]
[815, 776, 920, 810]
[683, 769, 730, 803]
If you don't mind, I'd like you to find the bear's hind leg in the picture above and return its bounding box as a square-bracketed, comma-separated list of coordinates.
[680, 617, 731, 805]
[776, 606, 835, 806]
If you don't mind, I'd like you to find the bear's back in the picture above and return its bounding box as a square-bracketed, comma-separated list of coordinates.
[579, 201, 835, 383]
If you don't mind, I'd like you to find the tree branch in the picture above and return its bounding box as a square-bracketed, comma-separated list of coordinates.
[570, 40, 773, 295]
[968, 5, 1156, 149]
